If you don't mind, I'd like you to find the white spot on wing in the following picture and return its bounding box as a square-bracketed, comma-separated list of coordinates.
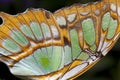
[101, 41, 109, 51]
[94, 9, 100, 15]
[110, 4, 116, 12]
[50, 25, 59, 38]
[102, 48, 108, 56]
[87, 58, 93, 64]
[80, 11, 89, 16]
[30, 41, 36, 47]
[56, 16, 66, 26]
[97, 34, 105, 51]
[59, 63, 88, 80]
[91, 56, 97, 60]
[67, 14, 76, 22]
[103, 4, 107, 10]
[44, 39, 57, 44]
[117, 7, 120, 16]
[97, 40, 103, 51]
[114, 33, 120, 41]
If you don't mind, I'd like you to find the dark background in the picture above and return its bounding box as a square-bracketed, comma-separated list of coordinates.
[0, 0, 120, 80]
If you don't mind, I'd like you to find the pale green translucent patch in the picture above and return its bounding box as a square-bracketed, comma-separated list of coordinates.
[51, 46, 63, 72]
[33, 48, 51, 74]
[22, 54, 44, 75]
[41, 23, 51, 38]
[90, 44, 97, 52]
[102, 12, 111, 30]
[107, 18, 117, 39]
[2, 39, 21, 53]
[46, 46, 53, 58]
[0, 48, 11, 55]
[70, 29, 81, 60]
[64, 46, 72, 65]
[13, 55, 44, 75]
[39, 48, 50, 73]
[102, 12, 118, 39]
[11, 30, 29, 46]
[82, 18, 95, 46]
[30, 22, 42, 41]
[20, 24, 35, 40]
[77, 52, 89, 60]
[32, 46, 63, 74]
[11, 62, 38, 76]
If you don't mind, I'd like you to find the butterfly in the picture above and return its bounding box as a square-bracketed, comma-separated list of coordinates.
[0, 0, 120, 80]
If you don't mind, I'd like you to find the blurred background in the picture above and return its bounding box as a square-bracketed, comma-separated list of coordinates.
[0, 0, 120, 80]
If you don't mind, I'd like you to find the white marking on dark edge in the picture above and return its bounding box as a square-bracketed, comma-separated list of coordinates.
[56, 16, 66, 26]
[67, 14, 76, 23]
[118, 7, 120, 16]
[59, 63, 88, 80]
[80, 11, 90, 16]
[94, 9, 100, 15]
[110, 4, 116, 12]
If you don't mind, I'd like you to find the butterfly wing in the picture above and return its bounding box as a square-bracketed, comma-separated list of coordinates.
[0, 0, 120, 80]
[53, 0, 120, 79]
[0, 9, 67, 79]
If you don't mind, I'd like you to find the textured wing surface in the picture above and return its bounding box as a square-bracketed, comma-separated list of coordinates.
[0, 0, 120, 80]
